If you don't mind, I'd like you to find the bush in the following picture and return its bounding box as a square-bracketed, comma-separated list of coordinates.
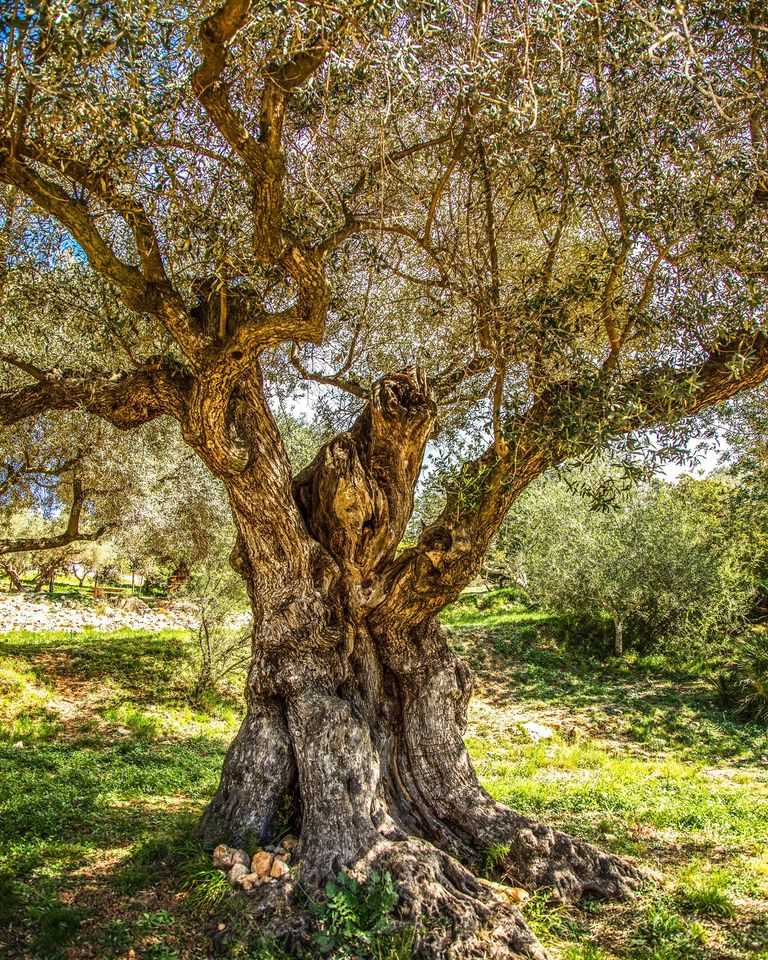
[502, 467, 755, 660]
[547, 613, 614, 658]
[476, 586, 529, 612]
[181, 564, 250, 705]
[715, 628, 768, 723]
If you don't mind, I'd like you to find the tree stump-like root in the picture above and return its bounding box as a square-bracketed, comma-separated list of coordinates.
[234, 827, 644, 960]
[492, 813, 646, 903]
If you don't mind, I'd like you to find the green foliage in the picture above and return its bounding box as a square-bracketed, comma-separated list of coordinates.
[476, 587, 529, 612]
[502, 465, 754, 659]
[675, 863, 736, 918]
[523, 891, 587, 942]
[178, 852, 232, 912]
[102, 700, 161, 738]
[311, 870, 405, 959]
[142, 946, 181, 960]
[117, 823, 200, 894]
[182, 564, 250, 706]
[481, 842, 511, 878]
[630, 902, 707, 960]
[28, 901, 91, 957]
[561, 945, 611, 960]
[716, 627, 768, 723]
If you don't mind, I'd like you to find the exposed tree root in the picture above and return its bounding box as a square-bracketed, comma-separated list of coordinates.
[215, 807, 644, 959]
[356, 837, 549, 960]
[497, 813, 645, 902]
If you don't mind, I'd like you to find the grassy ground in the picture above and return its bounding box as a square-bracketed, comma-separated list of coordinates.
[1, 596, 767, 959]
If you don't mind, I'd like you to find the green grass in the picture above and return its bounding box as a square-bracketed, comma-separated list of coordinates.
[442, 591, 768, 960]
[1, 594, 767, 959]
[0, 627, 234, 959]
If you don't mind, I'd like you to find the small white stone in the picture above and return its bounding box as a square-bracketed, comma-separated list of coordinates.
[521, 721, 554, 743]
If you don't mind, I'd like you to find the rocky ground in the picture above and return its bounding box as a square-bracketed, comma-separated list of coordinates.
[0, 592, 200, 634]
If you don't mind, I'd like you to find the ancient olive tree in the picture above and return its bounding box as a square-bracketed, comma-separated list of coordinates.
[1, 1, 767, 956]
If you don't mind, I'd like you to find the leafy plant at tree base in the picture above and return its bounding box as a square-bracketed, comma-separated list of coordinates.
[311, 870, 406, 959]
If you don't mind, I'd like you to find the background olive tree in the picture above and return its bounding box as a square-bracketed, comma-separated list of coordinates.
[502, 467, 754, 658]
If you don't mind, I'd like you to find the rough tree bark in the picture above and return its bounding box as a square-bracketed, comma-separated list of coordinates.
[198, 369, 642, 960]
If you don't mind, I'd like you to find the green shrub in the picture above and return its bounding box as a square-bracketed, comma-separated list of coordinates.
[311, 870, 409, 959]
[715, 628, 768, 723]
[546, 612, 613, 658]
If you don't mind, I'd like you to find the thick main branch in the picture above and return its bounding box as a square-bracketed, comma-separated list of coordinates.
[0, 359, 189, 429]
[377, 328, 768, 627]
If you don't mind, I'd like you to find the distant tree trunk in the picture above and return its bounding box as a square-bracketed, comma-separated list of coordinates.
[613, 617, 624, 657]
[1, 561, 24, 593]
[198, 372, 641, 959]
[31, 560, 60, 593]
[167, 560, 191, 593]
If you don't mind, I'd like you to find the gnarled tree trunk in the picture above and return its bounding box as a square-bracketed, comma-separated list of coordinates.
[198, 371, 641, 960]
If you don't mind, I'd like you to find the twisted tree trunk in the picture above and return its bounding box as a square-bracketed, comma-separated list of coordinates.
[198, 371, 641, 960]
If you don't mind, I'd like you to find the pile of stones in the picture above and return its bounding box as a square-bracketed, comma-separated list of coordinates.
[0, 592, 200, 633]
[212, 836, 297, 892]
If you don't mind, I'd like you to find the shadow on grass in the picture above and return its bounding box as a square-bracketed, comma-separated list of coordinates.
[0, 628, 240, 958]
[0, 724, 226, 959]
[1, 630, 189, 705]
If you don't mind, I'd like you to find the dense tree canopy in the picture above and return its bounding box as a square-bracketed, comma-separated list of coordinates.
[1, 2, 767, 957]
